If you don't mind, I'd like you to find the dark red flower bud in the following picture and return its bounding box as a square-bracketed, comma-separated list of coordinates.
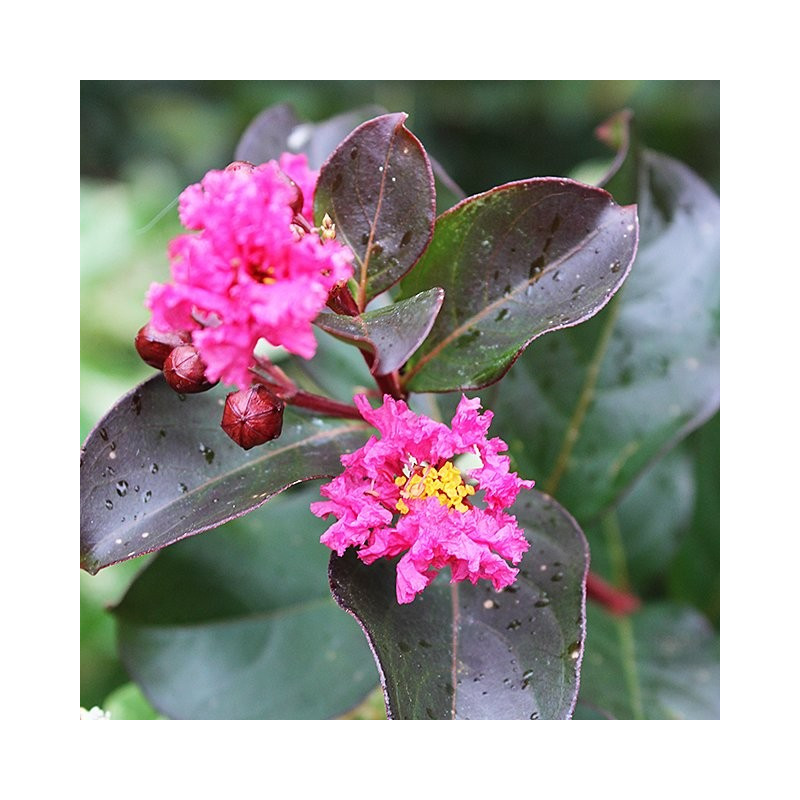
[221, 385, 284, 450]
[135, 322, 191, 369]
[163, 344, 217, 394]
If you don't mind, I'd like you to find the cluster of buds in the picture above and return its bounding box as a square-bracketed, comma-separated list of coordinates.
[135, 322, 284, 450]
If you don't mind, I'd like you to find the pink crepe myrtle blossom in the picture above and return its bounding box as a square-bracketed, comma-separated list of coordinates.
[145, 155, 353, 389]
[311, 394, 535, 604]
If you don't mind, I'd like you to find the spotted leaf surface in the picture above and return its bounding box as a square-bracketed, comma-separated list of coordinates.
[80, 376, 368, 573]
[329, 490, 588, 720]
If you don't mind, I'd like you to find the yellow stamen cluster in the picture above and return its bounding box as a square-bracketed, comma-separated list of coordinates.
[394, 460, 475, 515]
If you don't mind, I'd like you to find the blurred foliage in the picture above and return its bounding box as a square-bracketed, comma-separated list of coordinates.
[80, 80, 719, 716]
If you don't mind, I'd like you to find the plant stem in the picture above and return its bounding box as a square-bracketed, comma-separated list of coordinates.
[585, 571, 640, 615]
[249, 366, 363, 421]
[287, 389, 365, 420]
[324, 284, 406, 401]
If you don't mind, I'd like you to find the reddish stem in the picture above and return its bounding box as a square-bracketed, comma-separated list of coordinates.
[249, 367, 363, 421]
[586, 571, 641, 616]
[324, 284, 406, 401]
[287, 389, 364, 420]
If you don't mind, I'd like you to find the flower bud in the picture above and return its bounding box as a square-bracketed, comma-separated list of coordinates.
[163, 344, 217, 393]
[135, 322, 191, 369]
[221, 385, 284, 450]
[225, 160, 256, 174]
[278, 173, 305, 216]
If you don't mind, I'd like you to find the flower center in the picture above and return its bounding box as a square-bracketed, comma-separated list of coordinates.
[393, 460, 475, 515]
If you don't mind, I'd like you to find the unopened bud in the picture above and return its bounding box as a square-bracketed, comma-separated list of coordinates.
[225, 160, 256, 174]
[320, 213, 337, 241]
[221, 385, 284, 450]
[135, 322, 191, 369]
[163, 345, 217, 394]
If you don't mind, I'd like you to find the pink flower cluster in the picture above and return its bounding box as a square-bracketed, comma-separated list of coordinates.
[312, 395, 535, 603]
[146, 154, 354, 389]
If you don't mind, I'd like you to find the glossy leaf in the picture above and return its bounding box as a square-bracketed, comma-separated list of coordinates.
[314, 113, 436, 305]
[668, 413, 720, 625]
[314, 288, 444, 375]
[115, 488, 378, 719]
[80, 375, 368, 573]
[235, 103, 385, 170]
[574, 603, 719, 719]
[475, 147, 719, 521]
[234, 103, 301, 165]
[235, 102, 464, 215]
[400, 179, 638, 392]
[329, 491, 588, 720]
[584, 447, 695, 592]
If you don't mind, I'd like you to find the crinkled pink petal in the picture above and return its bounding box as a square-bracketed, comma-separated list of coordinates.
[313, 394, 535, 603]
[144, 155, 354, 389]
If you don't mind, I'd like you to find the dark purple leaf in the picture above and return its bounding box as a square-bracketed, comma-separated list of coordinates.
[234, 103, 300, 165]
[80, 375, 368, 573]
[314, 113, 436, 306]
[314, 288, 444, 375]
[329, 491, 588, 719]
[235, 104, 386, 170]
[235, 102, 464, 215]
[400, 179, 638, 392]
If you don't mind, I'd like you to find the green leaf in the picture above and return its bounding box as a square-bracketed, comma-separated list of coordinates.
[114, 487, 378, 719]
[314, 288, 444, 375]
[80, 375, 368, 573]
[584, 447, 696, 593]
[329, 491, 588, 719]
[668, 413, 720, 625]
[400, 179, 638, 392]
[314, 113, 436, 306]
[574, 603, 719, 719]
[476, 147, 719, 521]
[102, 683, 163, 720]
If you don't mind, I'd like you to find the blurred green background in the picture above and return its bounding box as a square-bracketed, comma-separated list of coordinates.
[80, 80, 719, 717]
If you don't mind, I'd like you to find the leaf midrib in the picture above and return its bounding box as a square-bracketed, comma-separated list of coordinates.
[403, 196, 606, 383]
